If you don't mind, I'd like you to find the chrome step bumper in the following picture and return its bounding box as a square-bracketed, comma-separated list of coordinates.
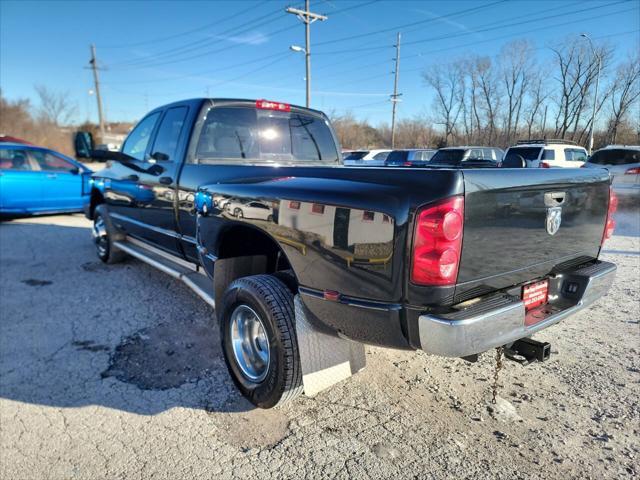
[418, 261, 616, 357]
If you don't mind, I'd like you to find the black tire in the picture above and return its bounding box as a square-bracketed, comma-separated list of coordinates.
[93, 204, 126, 264]
[236, 209, 244, 219]
[219, 274, 302, 408]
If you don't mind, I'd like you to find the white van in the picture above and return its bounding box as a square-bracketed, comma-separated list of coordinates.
[503, 140, 588, 168]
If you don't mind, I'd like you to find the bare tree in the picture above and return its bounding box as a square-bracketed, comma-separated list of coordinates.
[34, 85, 77, 126]
[605, 51, 640, 144]
[423, 63, 462, 145]
[550, 38, 613, 141]
[524, 74, 550, 139]
[474, 56, 501, 145]
[499, 40, 535, 144]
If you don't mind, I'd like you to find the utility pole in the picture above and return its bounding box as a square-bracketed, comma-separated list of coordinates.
[89, 44, 106, 139]
[390, 33, 402, 148]
[286, 0, 327, 108]
[581, 33, 601, 155]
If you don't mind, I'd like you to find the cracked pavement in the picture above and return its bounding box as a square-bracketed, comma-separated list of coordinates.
[1, 210, 638, 479]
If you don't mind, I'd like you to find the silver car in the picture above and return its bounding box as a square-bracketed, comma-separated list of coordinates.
[582, 146, 639, 200]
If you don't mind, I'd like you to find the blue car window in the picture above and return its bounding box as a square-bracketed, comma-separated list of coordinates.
[0, 149, 33, 171]
[30, 150, 76, 172]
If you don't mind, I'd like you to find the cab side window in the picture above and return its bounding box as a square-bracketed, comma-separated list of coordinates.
[542, 149, 555, 160]
[150, 107, 188, 162]
[122, 112, 161, 161]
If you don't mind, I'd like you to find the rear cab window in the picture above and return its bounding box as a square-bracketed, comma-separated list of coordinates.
[192, 105, 339, 164]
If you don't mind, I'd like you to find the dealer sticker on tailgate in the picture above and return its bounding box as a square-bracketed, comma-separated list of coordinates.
[522, 279, 549, 311]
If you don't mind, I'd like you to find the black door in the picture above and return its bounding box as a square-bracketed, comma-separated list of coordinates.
[133, 106, 189, 253]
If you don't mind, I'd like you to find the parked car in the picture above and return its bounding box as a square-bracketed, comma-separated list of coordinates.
[429, 146, 503, 167]
[225, 199, 274, 221]
[384, 149, 436, 167]
[84, 98, 616, 409]
[582, 145, 639, 201]
[503, 139, 588, 168]
[343, 149, 391, 166]
[0, 143, 92, 216]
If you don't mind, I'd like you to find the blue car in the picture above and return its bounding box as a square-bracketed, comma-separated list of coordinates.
[0, 143, 93, 216]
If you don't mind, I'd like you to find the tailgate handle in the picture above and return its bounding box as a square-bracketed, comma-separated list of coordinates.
[544, 192, 566, 206]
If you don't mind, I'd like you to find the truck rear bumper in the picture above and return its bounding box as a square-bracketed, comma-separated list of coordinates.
[418, 260, 616, 357]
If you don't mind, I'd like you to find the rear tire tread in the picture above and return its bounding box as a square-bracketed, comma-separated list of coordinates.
[228, 275, 303, 407]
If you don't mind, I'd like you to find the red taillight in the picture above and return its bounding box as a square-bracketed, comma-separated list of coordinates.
[539, 161, 551, 168]
[602, 188, 618, 244]
[403, 161, 412, 166]
[625, 167, 640, 175]
[256, 99, 291, 112]
[411, 196, 464, 286]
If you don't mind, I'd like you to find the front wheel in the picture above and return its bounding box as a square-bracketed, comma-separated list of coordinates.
[92, 205, 126, 264]
[219, 274, 302, 408]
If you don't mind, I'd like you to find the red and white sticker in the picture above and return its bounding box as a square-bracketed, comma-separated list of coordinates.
[522, 279, 549, 311]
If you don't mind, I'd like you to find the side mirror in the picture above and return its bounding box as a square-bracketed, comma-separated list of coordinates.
[69, 166, 80, 175]
[74, 131, 94, 158]
[150, 151, 170, 162]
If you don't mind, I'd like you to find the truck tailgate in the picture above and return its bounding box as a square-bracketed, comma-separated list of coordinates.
[456, 168, 611, 302]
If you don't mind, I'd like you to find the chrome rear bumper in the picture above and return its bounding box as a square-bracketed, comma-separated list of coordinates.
[419, 261, 616, 357]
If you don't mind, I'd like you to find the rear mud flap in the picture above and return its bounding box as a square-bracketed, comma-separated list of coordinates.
[294, 295, 366, 397]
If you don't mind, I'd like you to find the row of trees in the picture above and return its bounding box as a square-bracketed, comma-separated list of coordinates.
[0, 86, 77, 156]
[332, 38, 639, 150]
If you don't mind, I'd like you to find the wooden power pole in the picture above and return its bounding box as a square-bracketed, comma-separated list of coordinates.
[89, 44, 106, 139]
[390, 33, 402, 148]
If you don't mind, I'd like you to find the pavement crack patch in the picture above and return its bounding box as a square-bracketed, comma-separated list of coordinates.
[20, 278, 52, 287]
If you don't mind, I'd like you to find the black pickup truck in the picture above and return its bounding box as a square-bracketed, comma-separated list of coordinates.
[85, 98, 617, 408]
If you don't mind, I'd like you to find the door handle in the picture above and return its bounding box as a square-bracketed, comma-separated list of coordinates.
[46, 173, 57, 179]
[125, 174, 139, 181]
[159, 176, 173, 185]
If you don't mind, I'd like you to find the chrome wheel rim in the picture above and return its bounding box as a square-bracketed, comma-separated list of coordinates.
[93, 216, 108, 257]
[230, 304, 270, 382]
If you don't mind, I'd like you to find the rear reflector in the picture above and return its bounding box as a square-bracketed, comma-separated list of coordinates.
[625, 167, 640, 175]
[411, 196, 464, 286]
[256, 99, 291, 112]
[602, 187, 617, 244]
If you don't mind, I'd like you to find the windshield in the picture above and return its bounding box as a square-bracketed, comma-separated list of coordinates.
[343, 151, 368, 160]
[505, 147, 542, 161]
[430, 149, 465, 165]
[195, 106, 339, 164]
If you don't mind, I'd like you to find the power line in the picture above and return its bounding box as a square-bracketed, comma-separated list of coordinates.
[99, 0, 270, 49]
[319, 9, 638, 90]
[108, 7, 289, 69]
[315, 0, 507, 47]
[314, 0, 629, 55]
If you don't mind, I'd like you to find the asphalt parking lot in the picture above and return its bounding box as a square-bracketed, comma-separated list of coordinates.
[1, 208, 638, 479]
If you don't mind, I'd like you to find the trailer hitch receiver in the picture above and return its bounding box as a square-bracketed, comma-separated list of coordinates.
[505, 338, 551, 365]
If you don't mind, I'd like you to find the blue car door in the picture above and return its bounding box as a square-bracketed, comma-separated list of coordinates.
[28, 149, 84, 211]
[0, 147, 43, 213]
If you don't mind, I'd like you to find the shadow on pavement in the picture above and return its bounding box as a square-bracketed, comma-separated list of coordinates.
[0, 220, 254, 415]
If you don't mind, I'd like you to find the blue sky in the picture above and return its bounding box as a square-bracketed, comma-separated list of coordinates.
[1, 0, 638, 125]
